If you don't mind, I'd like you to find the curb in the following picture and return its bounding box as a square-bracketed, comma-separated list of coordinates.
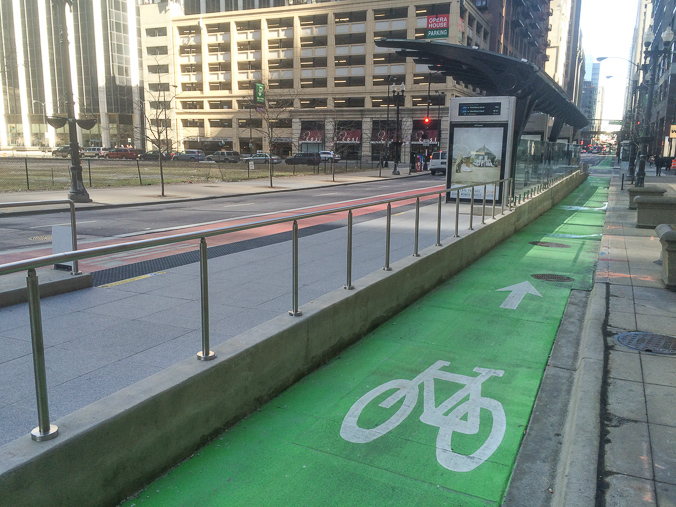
[551, 281, 606, 505]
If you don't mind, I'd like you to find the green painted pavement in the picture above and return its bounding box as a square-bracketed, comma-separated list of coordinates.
[123, 178, 609, 506]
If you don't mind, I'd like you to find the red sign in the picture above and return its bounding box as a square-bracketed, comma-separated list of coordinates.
[336, 130, 362, 144]
[300, 130, 323, 143]
[427, 14, 449, 30]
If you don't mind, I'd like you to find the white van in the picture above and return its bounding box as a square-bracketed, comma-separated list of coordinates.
[83, 147, 108, 158]
[429, 151, 447, 175]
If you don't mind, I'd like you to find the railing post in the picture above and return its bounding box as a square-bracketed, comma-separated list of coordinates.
[25, 158, 30, 190]
[508, 179, 513, 210]
[289, 220, 302, 316]
[197, 237, 215, 361]
[344, 210, 354, 289]
[413, 197, 420, 257]
[454, 191, 460, 237]
[492, 183, 497, 219]
[469, 186, 475, 230]
[68, 200, 80, 275]
[383, 203, 392, 271]
[481, 184, 487, 224]
[436, 194, 442, 246]
[27, 269, 59, 442]
[501, 182, 506, 214]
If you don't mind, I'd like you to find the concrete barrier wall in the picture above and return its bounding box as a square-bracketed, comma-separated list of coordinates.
[0, 171, 587, 507]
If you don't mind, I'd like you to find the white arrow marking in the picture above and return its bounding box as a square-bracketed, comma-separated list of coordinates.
[496, 281, 542, 310]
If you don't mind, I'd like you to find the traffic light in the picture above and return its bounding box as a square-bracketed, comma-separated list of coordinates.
[424, 117, 430, 124]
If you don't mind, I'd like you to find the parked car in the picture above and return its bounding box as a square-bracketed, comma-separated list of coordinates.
[242, 153, 282, 164]
[285, 152, 321, 166]
[207, 150, 240, 163]
[82, 147, 109, 158]
[52, 145, 81, 158]
[319, 151, 341, 162]
[173, 150, 207, 162]
[105, 148, 139, 160]
[140, 150, 170, 161]
[429, 150, 448, 176]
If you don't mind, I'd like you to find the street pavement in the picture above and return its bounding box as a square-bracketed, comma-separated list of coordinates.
[2, 161, 676, 505]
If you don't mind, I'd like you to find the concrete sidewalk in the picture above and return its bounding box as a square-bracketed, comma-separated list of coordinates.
[593, 166, 676, 505]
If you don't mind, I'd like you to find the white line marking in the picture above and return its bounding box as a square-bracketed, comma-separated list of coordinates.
[496, 281, 542, 310]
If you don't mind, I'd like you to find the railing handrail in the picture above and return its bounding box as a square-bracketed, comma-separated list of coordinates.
[0, 178, 512, 277]
[1, 199, 79, 274]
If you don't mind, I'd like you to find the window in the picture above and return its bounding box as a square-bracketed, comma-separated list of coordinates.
[209, 100, 233, 109]
[334, 55, 365, 66]
[299, 14, 327, 26]
[334, 76, 365, 87]
[335, 33, 366, 45]
[300, 78, 327, 89]
[148, 65, 169, 74]
[181, 101, 204, 109]
[237, 40, 262, 52]
[271, 118, 292, 128]
[334, 97, 365, 108]
[181, 64, 200, 74]
[373, 30, 407, 40]
[268, 38, 294, 50]
[299, 99, 327, 108]
[146, 27, 167, 37]
[206, 0, 221, 13]
[182, 119, 204, 127]
[209, 119, 233, 127]
[268, 59, 294, 69]
[180, 46, 201, 55]
[268, 99, 294, 109]
[238, 118, 263, 128]
[267, 18, 294, 29]
[373, 7, 409, 20]
[371, 53, 405, 65]
[334, 11, 367, 23]
[149, 101, 171, 110]
[207, 23, 231, 34]
[209, 82, 231, 91]
[209, 63, 230, 72]
[300, 36, 327, 47]
[235, 20, 260, 31]
[178, 25, 200, 36]
[208, 43, 230, 54]
[147, 46, 168, 56]
[148, 82, 170, 92]
[182, 83, 203, 92]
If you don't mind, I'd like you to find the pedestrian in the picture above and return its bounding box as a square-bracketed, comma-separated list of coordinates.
[649, 154, 655, 168]
[656, 158, 662, 176]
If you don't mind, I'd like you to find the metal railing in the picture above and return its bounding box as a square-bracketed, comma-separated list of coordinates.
[0, 170, 579, 442]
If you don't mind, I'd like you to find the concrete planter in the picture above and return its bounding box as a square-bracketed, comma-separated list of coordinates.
[635, 196, 676, 228]
[627, 185, 666, 209]
[656, 224, 676, 290]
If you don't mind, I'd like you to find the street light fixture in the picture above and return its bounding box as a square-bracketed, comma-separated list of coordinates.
[392, 82, 405, 175]
[635, 26, 674, 187]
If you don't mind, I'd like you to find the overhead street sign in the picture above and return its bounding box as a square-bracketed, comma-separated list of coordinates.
[670, 124, 676, 138]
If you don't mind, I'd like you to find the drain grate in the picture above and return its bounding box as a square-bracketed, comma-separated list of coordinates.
[615, 332, 676, 354]
[529, 241, 571, 248]
[29, 235, 52, 242]
[531, 273, 574, 283]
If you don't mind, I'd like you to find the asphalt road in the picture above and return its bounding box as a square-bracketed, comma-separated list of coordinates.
[0, 175, 444, 254]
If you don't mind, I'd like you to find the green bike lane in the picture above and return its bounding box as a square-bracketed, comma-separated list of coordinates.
[123, 177, 609, 506]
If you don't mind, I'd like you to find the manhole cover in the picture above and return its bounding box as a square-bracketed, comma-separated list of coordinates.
[29, 235, 52, 242]
[529, 241, 571, 248]
[531, 274, 575, 282]
[615, 332, 676, 354]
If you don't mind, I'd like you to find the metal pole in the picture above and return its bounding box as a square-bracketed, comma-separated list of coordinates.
[454, 192, 460, 237]
[469, 186, 475, 230]
[197, 238, 215, 360]
[436, 194, 442, 246]
[508, 179, 513, 210]
[385, 77, 391, 169]
[413, 197, 420, 257]
[289, 220, 302, 316]
[392, 88, 401, 175]
[27, 269, 59, 441]
[492, 183, 497, 219]
[25, 158, 29, 190]
[345, 210, 354, 289]
[383, 203, 392, 270]
[56, 0, 90, 203]
[501, 181, 506, 214]
[481, 184, 487, 224]
[68, 200, 79, 275]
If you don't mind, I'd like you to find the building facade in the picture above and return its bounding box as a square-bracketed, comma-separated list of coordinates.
[0, 0, 143, 150]
[140, 0, 501, 160]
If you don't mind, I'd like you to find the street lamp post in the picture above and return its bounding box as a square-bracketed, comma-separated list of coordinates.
[636, 27, 674, 187]
[436, 90, 446, 153]
[54, 0, 91, 203]
[384, 75, 394, 168]
[392, 83, 405, 175]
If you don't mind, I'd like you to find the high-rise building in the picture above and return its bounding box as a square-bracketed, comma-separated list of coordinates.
[0, 0, 143, 150]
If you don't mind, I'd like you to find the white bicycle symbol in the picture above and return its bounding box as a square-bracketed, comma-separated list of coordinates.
[340, 360, 506, 472]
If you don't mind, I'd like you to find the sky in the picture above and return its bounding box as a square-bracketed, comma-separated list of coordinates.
[579, 0, 640, 126]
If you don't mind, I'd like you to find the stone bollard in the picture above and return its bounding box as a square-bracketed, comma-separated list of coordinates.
[635, 197, 676, 228]
[656, 224, 676, 290]
[627, 185, 666, 209]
